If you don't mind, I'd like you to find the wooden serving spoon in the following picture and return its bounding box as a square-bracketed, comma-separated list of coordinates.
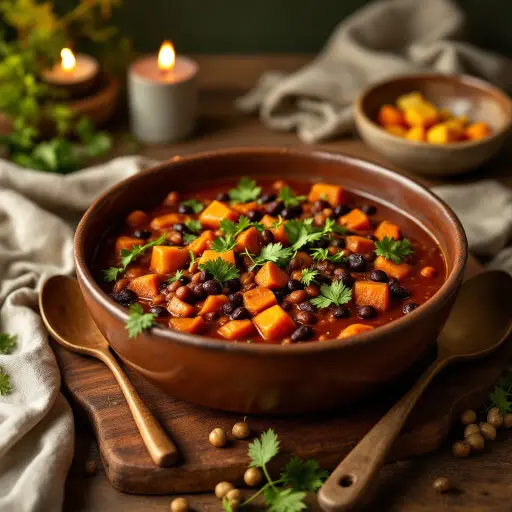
[319, 270, 512, 511]
[39, 275, 179, 467]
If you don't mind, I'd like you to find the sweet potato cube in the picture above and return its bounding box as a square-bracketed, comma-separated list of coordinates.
[345, 236, 375, 254]
[217, 319, 255, 340]
[243, 286, 278, 315]
[378, 105, 404, 127]
[338, 324, 375, 339]
[426, 123, 457, 144]
[167, 295, 195, 317]
[186, 230, 215, 255]
[405, 126, 426, 142]
[466, 122, 491, 140]
[420, 266, 437, 279]
[129, 274, 160, 299]
[384, 125, 406, 137]
[354, 281, 390, 312]
[125, 210, 149, 228]
[170, 317, 206, 334]
[339, 208, 371, 231]
[198, 295, 229, 316]
[261, 215, 288, 244]
[404, 103, 439, 129]
[231, 201, 260, 215]
[115, 236, 144, 254]
[374, 256, 413, 280]
[253, 305, 296, 342]
[374, 221, 401, 241]
[150, 246, 189, 275]
[150, 213, 188, 230]
[199, 249, 236, 265]
[235, 227, 262, 255]
[308, 183, 344, 206]
[396, 91, 425, 111]
[199, 200, 238, 229]
[255, 261, 289, 289]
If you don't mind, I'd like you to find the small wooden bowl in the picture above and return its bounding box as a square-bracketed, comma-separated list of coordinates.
[354, 73, 512, 176]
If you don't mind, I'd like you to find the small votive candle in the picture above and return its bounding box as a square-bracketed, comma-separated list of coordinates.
[128, 41, 198, 144]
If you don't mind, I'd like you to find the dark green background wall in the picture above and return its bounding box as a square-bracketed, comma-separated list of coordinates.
[57, 0, 511, 56]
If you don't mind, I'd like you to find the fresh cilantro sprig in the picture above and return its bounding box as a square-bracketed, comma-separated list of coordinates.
[183, 220, 203, 244]
[198, 257, 240, 285]
[180, 199, 204, 214]
[285, 219, 323, 251]
[244, 243, 294, 270]
[0, 333, 17, 355]
[168, 270, 184, 284]
[310, 281, 352, 309]
[212, 216, 264, 253]
[103, 234, 167, 282]
[310, 247, 346, 264]
[278, 186, 306, 208]
[487, 369, 512, 414]
[300, 268, 319, 286]
[322, 217, 347, 235]
[229, 177, 262, 203]
[223, 429, 328, 512]
[125, 304, 157, 338]
[375, 236, 413, 264]
[0, 368, 12, 396]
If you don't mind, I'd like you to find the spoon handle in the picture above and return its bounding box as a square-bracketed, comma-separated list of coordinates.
[318, 358, 447, 511]
[98, 350, 179, 467]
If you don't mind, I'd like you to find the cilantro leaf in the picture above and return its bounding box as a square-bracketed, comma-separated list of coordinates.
[125, 304, 157, 338]
[183, 233, 199, 244]
[168, 270, 184, 284]
[229, 177, 262, 203]
[0, 333, 17, 355]
[0, 368, 12, 396]
[300, 268, 319, 286]
[213, 216, 264, 253]
[198, 257, 240, 285]
[489, 386, 512, 414]
[248, 428, 280, 468]
[285, 219, 323, 251]
[185, 219, 202, 233]
[281, 457, 329, 492]
[264, 487, 307, 512]
[103, 266, 123, 282]
[211, 235, 236, 252]
[310, 247, 347, 264]
[245, 243, 294, 270]
[278, 186, 306, 208]
[375, 237, 413, 264]
[180, 199, 204, 214]
[272, 215, 284, 229]
[219, 219, 238, 236]
[322, 217, 347, 235]
[310, 281, 352, 309]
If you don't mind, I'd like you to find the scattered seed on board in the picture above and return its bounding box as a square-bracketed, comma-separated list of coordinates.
[432, 477, 452, 493]
[479, 422, 497, 441]
[170, 497, 189, 512]
[503, 413, 512, 428]
[215, 481, 234, 499]
[452, 440, 471, 458]
[463, 424, 480, 439]
[466, 433, 485, 452]
[460, 409, 477, 425]
[487, 407, 504, 428]
[209, 427, 227, 448]
[244, 467, 263, 487]
[232, 421, 250, 439]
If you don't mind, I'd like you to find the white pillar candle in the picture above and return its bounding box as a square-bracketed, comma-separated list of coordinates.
[128, 42, 198, 144]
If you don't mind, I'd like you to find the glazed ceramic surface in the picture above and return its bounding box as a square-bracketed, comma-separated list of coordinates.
[75, 148, 467, 414]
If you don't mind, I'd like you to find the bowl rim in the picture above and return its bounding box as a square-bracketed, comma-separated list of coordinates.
[74, 146, 468, 356]
[354, 72, 512, 149]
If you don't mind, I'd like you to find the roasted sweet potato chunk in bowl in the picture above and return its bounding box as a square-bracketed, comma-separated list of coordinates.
[74, 147, 467, 414]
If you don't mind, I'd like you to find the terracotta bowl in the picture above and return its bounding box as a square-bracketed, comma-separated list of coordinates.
[354, 73, 512, 176]
[74, 148, 467, 414]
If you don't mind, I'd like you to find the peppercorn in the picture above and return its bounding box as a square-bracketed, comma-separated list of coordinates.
[209, 428, 227, 448]
[432, 477, 452, 493]
[487, 407, 504, 428]
[460, 409, 477, 425]
[244, 467, 263, 487]
[232, 421, 250, 439]
[452, 440, 471, 458]
[479, 422, 497, 441]
[215, 481, 234, 499]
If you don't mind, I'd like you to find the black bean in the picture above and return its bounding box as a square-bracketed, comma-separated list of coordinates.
[333, 204, 351, 217]
[403, 302, 419, 314]
[114, 289, 137, 307]
[150, 306, 168, 317]
[173, 223, 191, 234]
[203, 279, 221, 295]
[133, 229, 151, 240]
[222, 302, 236, 316]
[178, 275, 191, 285]
[260, 193, 276, 204]
[312, 237, 330, 249]
[281, 300, 292, 310]
[216, 192, 230, 202]
[192, 283, 206, 299]
[159, 282, 169, 292]
[231, 307, 250, 320]
[298, 301, 316, 313]
[366, 234, 378, 241]
[281, 205, 302, 219]
[330, 237, 346, 248]
[333, 306, 349, 318]
[224, 278, 241, 293]
[178, 204, 193, 214]
[273, 288, 287, 302]
[347, 253, 366, 272]
[287, 279, 304, 292]
[265, 200, 284, 216]
[296, 311, 316, 325]
[261, 229, 274, 245]
[291, 325, 313, 342]
[333, 268, 354, 287]
[313, 199, 330, 212]
[361, 204, 377, 215]
[357, 305, 377, 319]
[228, 292, 244, 306]
[388, 278, 411, 299]
[369, 270, 388, 283]
[247, 209, 263, 222]
[364, 252, 377, 263]
[199, 270, 210, 282]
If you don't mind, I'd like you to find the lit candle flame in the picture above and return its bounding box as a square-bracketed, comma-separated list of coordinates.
[158, 41, 175, 71]
[61, 48, 76, 72]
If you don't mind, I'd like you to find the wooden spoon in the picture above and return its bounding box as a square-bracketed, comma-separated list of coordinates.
[319, 270, 512, 511]
[39, 275, 179, 467]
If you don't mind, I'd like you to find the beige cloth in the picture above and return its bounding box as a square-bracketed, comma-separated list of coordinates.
[236, 0, 512, 143]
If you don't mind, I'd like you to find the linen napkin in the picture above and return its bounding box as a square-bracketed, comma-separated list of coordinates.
[0, 156, 156, 512]
[236, 0, 512, 143]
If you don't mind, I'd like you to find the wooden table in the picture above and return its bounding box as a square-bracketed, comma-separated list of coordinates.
[63, 55, 512, 511]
